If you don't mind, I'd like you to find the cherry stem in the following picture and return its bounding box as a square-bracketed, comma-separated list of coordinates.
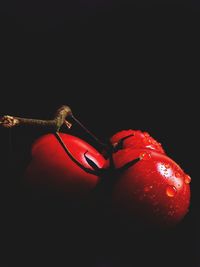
[70, 114, 107, 150]
[0, 105, 108, 150]
[54, 132, 96, 175]
[0, 106, 72, 131]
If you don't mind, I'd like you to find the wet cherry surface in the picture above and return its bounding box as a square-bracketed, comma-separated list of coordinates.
[111, 149, 190, 227]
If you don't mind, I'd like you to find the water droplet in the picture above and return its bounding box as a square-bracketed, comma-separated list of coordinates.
[164, 163, 170, 169]
[175, 172, 181, 178]
[166, 185, 177, 197]
[140, 151, 151, 160]
[184, 175, 191, 184]
[144, 185, 153, 192]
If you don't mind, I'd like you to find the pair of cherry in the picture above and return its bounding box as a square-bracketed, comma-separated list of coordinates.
[25, 120, 191, 227]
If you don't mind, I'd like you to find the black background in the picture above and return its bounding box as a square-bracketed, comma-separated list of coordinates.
[0, 1, 199, 267]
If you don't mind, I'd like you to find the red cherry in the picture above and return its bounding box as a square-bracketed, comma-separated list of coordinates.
[110, 130, 165, 154]
[111, 148, 191, 227]
[25, 133, 106, 200]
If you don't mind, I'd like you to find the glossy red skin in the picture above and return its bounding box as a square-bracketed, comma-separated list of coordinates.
[110, 130, 165, 154]
[111, 148, 191, 227]
[25, 133, 106, 200]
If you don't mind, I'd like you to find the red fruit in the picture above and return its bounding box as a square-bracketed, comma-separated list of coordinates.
[111, 148, 191, 227]
[25, 133, 106, 200]
[110, 130, 165, 154]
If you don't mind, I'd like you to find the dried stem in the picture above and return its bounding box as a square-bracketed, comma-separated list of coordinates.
[0, 105, 72, 131]
[0, 105, 108, 150]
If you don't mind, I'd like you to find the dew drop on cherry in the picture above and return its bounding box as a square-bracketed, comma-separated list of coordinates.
[166, 185, 177, 197]
[144, 132, 150, 137]
[140, 151, 151, 160]
[184, 175, 191, 184]
[164, 163, 170, 169]
[143, 137, 151, 145]
[175, 172, 181, 178]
